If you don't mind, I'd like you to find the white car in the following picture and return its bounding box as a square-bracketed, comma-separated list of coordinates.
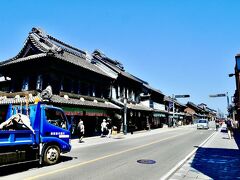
[197, 119, 209, 129]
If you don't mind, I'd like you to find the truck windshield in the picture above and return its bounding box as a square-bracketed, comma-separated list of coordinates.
[45, 108, 68, 130]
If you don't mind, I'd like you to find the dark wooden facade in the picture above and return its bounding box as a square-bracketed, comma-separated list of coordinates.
[0, 28, 121, 137]
[233, 54, 240, 124]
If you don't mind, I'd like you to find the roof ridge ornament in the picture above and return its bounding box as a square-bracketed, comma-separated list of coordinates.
[63, 95, 69, 100]
[31, 27, 47, 38]
[14, 95, 20, 99]
[40, 85, 53, 101]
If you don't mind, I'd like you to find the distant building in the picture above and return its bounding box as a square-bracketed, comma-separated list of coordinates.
[185, 102, 216, 123]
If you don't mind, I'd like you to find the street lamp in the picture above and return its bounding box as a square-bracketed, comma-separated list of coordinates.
[229, 73, 235, 77]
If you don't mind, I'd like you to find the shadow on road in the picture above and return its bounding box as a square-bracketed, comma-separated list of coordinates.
[191, 147, 240, 179]
[0, 162, 39, 176]
[190, 130, 240, 179]
[233, 129, 240, 150]
[0, 155, 74, 176]
[61, 155, 75, 162]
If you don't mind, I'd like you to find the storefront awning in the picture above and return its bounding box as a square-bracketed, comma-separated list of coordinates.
[62, 106, 110, 117]
[153, 112, 166, 118]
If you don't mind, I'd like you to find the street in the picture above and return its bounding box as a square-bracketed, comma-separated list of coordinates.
[0, 124, 215, 180]
[0, 2, 239, 180]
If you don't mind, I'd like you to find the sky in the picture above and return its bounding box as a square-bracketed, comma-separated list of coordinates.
[0, 0, 239, 115]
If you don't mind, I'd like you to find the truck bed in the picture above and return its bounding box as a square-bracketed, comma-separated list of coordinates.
[0, 130, 38, 146]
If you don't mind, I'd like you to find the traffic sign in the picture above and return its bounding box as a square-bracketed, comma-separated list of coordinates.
[175, 95, 190, 98]
[209, 93, 226, 97]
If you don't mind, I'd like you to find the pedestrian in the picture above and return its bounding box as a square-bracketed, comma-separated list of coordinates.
[78, 119, 84, 143]
[101, 119, 107, 137]
[129, 120, 134, 134]
[215, 119, 220, 131]
[173, 119, 176, 128]
[107, 119, 112, 138]
[226, 118, 233, 139]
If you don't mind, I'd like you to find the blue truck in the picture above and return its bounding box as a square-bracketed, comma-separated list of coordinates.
[0, 102, 71, 167]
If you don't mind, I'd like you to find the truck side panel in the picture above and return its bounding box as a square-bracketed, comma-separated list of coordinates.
[0, 130, 39, 146]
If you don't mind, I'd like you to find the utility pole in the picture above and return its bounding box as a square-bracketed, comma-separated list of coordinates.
[123, 98, 127, 135]
[172, 94, 175, 127]
[226, 92, 230, 108]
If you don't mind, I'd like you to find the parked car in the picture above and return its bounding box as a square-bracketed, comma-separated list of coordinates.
[197, 119, 209, 129]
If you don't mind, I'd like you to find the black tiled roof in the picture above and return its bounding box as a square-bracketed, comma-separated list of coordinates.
[0, 53, 48, 66]
[164, 96, 186, 107]
[50, 95, 121, 109]
[54, 52, 108, 77]
[0, 94, 121, 110]
[187, 102, 203, 111]
[92, 52, 144, 84]
[0, 28, 111, 78]
[143, 83, 164, 95]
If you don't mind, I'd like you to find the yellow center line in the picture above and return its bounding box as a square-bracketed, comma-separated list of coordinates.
[25, 131, 192, 180]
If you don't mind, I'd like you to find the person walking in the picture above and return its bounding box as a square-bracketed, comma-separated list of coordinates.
[101, 119, 107, 137]
[107, 119, 112, 138]
[215, 119, 220, 131]
[226, 118, 233, 139]
[78, 119, 85, 143]
[129, 120, 135, 134]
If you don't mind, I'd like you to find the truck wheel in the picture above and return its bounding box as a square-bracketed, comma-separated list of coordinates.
[43, 145, 60, 165]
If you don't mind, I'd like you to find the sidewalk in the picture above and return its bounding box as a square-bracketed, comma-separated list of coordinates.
[169, 128, 240, 180]
[71, 125, 194, 148]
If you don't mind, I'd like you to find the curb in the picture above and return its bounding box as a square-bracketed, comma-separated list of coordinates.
[160, 131, 216, 180]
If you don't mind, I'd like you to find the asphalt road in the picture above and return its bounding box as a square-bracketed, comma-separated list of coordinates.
[0, 125, 215, 180]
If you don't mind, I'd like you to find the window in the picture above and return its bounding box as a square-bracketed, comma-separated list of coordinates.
[45, 108, 68, 129]
[22, 77, 29, 91]
[117, 86, 120, 98]
[112, 86, 117, 99]
[36, 75, 43, 91]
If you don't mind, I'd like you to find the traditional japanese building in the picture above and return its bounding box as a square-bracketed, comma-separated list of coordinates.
[205, 107, 217, 121]
[0, 27, 121, 137]
[92, 50, 155, 131]
[185, 102, 206, 123]
[164, 96, 187, 126]
[0, 27, 212, 136]
[141, 83, 167, 128]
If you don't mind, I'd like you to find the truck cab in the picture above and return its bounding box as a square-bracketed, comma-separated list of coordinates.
[0, 102, 71, 166]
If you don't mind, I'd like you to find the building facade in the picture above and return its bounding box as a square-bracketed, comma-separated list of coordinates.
[0, 27, 216, 137]
[233, 54, 240, 124]
[0, 28, 121, 137]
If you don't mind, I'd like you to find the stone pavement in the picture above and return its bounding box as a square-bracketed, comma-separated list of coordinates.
[169, 128, 240, 180]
